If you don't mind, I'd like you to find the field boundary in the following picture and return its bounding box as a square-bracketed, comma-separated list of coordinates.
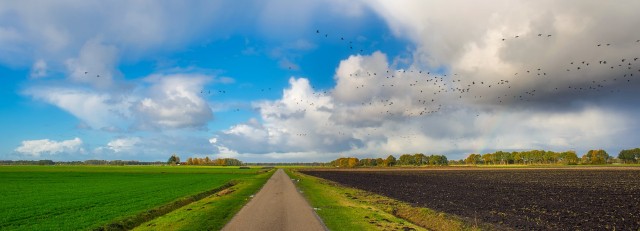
[94, 181, 237, 231]
[300, 168, 640, 230]
[303, 165, 640, 171]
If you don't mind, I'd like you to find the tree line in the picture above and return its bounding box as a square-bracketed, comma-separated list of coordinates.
[328, 148, 640, 168]
[0, 160, 165, 166]
[618, 148, 640, 163]
[182, 156, 243, 166]
[459, 148, 640, 165]
[0, 160, 55, 165]
[329, 153, 448, 168]
[4, 148, 639, 167]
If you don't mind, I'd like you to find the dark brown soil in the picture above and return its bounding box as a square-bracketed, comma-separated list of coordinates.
[301, 168, 640, 230]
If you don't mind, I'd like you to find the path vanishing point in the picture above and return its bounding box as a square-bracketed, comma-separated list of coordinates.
[222, 169, 327, 231]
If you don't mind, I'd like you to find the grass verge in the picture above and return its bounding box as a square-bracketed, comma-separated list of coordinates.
[285, 169, 427, 231]
[133, 169, 275, 231]
[287, 169, 485, 231]
[95, 182, 235, 231]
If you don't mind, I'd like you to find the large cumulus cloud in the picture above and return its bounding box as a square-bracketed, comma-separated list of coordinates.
[24, 73, 216, 131]
[214, 78, 364, 154]
[365, 0, 640, 107]
[214, 51, 637, 160]
[132, 74, 213, 130]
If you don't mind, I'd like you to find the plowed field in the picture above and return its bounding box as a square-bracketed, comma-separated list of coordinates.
[301, 168, 640, 230]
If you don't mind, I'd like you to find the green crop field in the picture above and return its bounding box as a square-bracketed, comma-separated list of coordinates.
[0, 165, 265, 230]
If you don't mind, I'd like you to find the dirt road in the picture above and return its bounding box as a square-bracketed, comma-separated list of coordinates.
[222, 169, 326, 231]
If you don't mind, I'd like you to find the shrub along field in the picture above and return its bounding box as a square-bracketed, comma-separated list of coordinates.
[0, 165, 265, 230]
[301, 168, 640, 230]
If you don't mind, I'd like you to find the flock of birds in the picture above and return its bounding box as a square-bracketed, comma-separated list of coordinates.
[78, 28, 639, 142]
[272, 29, 640, 140]
[306, 29, 639, 112]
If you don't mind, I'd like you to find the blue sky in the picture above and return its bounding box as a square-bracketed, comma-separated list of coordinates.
[2, 1, 640, 162]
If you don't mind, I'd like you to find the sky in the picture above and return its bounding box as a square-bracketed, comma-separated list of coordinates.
[1, 0, 640, 162]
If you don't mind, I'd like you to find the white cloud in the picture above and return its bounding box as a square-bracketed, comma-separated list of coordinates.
[24, 73, 215, 131]
[132, 74, 213, 130]
[15, 137, 83, 157]
[363, 0, 640, 106]
[214, 51, 635, 161]
[65, 38, 119, 89]
[24, 87, 132, 129]
[1, 0, 365, 69]
[29, 59, 48, 78]
[106, 137, 141, 153]
[0, 27, 22, 44]
[214, 77, 364, 154]
[88, 134, 218, 161]
[0, 1, 238, 66]
[257, 0, 365, 38]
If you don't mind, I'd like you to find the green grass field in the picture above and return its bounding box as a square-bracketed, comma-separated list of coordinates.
[0, 165, 265, 230]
